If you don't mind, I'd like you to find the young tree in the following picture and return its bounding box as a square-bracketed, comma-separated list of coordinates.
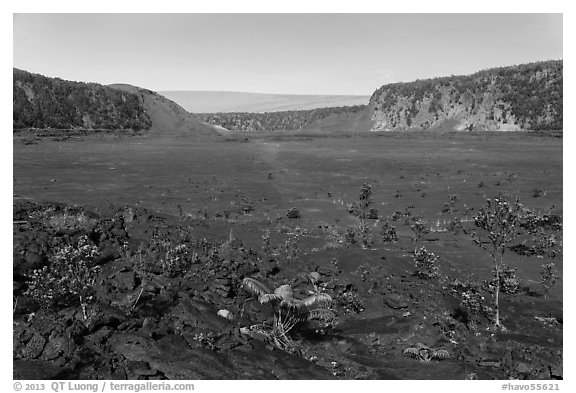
[469, 195, 523, 327]
[408, 217, 430, 253]
[540, 263, 559, 299]
[349, 183, 378, 248]
[352, 183, 375, 228]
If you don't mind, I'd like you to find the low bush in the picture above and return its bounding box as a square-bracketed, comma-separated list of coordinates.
[25, 235, 101, 320]
[380, 221, 398, 243]
[413, 246, 439, 279]
[286, 207, 301, 219]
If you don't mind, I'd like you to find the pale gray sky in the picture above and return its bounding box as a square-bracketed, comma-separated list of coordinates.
[13, 13, 562, 95]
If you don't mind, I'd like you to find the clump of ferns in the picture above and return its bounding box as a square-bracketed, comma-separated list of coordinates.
[403, 343, 450, 362]
[241, 277, 335, 352]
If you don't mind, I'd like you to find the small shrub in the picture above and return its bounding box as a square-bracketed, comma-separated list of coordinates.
[286, 207, 301, 219]
[344, 226, 357, 245]
[48, 210, 96, 232]
[413, 246, 439, 279]
[459, 287, 493, 330]
[157, 240, 191, 277]
[540, 263, 559, 299]
[380, 222, 398, 243]
[240, 200, 254, 214]
[511, 229, 560, 258]
[520, 211, 562, 233]
[339, 291, 365, 313]
[442, 194, 460, 214]
[261, 228, 272, 255]
[345, 224, 373, 248]
[25, 235, 101, 320]
[447, 217, 463, 234]
[532, 188, 546, 198]
[367, 208, 379, 219]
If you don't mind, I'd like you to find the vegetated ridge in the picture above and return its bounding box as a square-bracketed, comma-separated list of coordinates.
[13, 68, 151, 131]
[369, 60, 563, 131]
[193, 60, 562, 133]
[196, 105, 367, 132]
[14, 60, 563, 135]
[13, 68, 219, 139]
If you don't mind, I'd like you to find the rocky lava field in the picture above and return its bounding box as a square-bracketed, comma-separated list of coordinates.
[12, 131, 563, 380]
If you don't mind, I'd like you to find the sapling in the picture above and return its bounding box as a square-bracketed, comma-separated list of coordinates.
[469, 195, 523, 327]
[406, 217, 430, 252]
[349, 183, 376, 248]
[540, 263, 559, 299]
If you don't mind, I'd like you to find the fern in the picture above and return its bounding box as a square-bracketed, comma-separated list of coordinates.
[274, 284, 294, 299]
[430, 349, 450, 360]
[301, 293, 332, 308]
[242, 277, 271, 297]
[403, 347, 421, 359]
[307, 308, 335, 322]
[241, 277, 336, 352]
[279, 297, 308, 314]
[403, 343, 450, 362]
[308, 272, 321, 285]
[258, 293, 283, 305]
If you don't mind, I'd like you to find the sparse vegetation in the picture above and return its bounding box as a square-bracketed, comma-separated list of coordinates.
[13, 106, 562, 379]
[24, 235, 101, 320]
[48, 211, 96, 232]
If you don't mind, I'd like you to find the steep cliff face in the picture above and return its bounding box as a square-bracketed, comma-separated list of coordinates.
[369, 60, 562, 131]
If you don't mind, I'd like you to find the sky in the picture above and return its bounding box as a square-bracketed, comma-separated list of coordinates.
[13, 13, 562, 95]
